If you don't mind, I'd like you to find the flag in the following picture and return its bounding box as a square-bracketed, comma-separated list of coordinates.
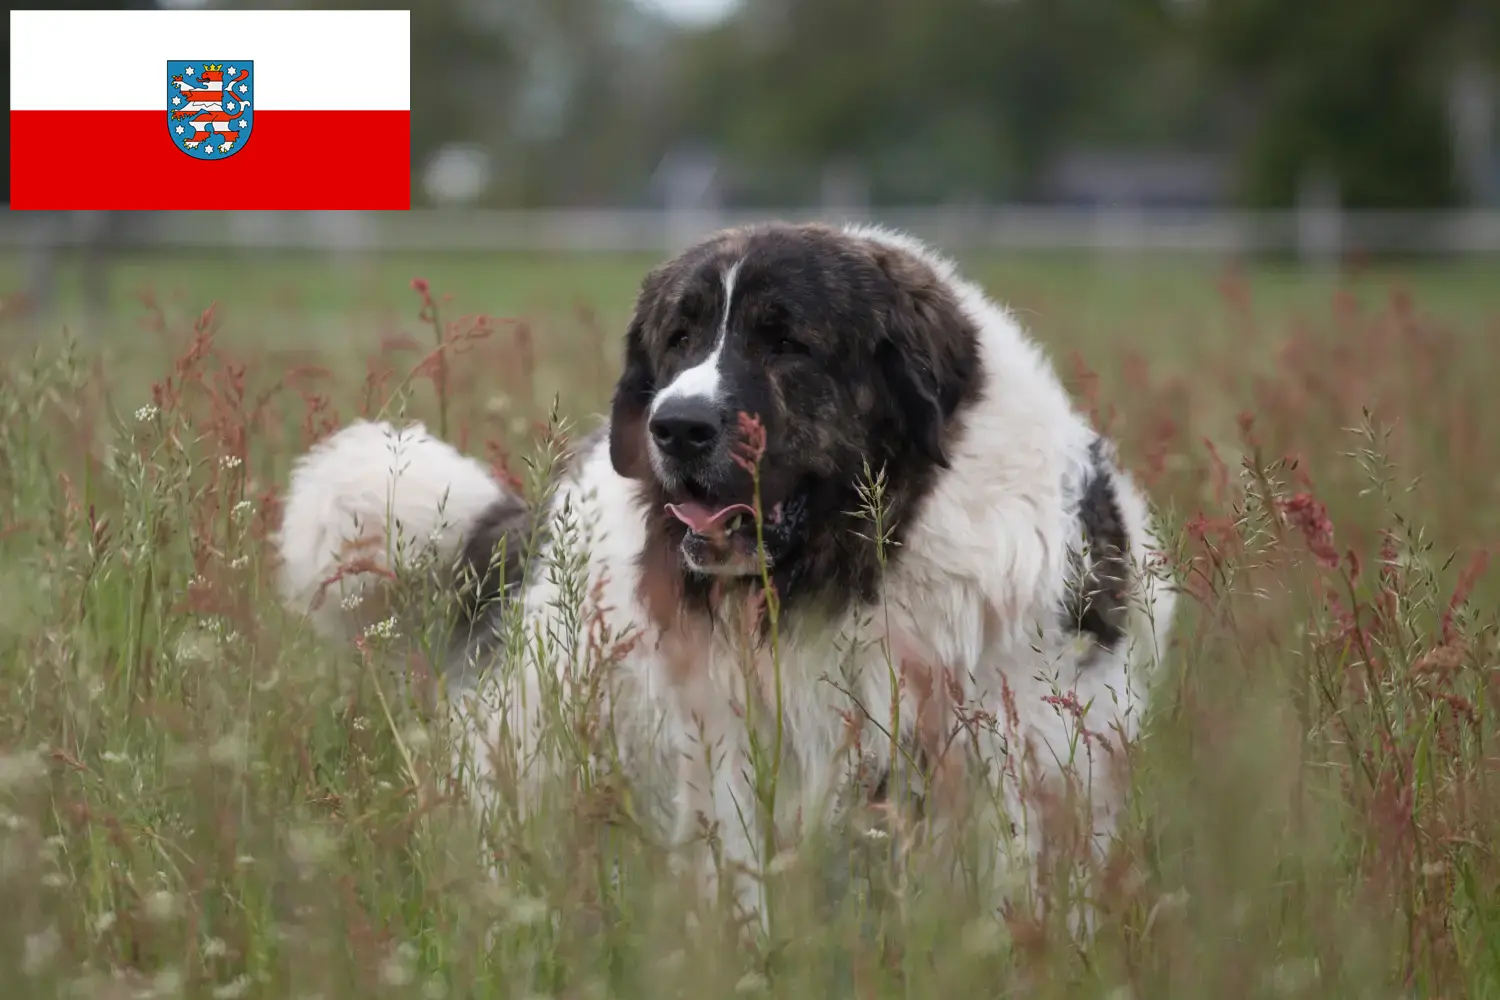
[9, 9, 411, 210]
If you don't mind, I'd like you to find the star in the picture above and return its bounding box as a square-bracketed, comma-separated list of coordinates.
[202, 145, 213, 154]
[238, 119, 247, 128]
[226, 65, 236, 75]
[172, 96, 181, 105]
[185, 66, 195, 76]
[175, 125, 185, 134]
[238, 84, 247, 94]
[225, 102, 235, 112]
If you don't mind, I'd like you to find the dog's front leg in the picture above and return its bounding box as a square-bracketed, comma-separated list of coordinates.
[672, 705, 767, 935]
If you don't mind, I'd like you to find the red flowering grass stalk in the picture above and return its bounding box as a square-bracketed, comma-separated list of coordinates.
[411, 277, 449, 438]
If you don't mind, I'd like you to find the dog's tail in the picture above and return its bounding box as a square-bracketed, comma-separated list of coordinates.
[274, 419, 530, 643]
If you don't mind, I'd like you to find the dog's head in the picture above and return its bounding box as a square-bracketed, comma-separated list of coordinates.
[610, 223, 982, 580]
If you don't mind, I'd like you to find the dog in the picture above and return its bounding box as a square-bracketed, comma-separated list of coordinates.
[275, 221, 1177, 933]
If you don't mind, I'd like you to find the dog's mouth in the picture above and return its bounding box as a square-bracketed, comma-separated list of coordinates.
[663, 491, 802, 577]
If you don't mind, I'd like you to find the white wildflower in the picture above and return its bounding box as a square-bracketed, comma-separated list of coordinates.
[229, 555, 249, 570]
[363, 616, 400, 641]
[93, 911, 117, 936]
[863, 827, 890, 841]
[340, 593, 364, 611]
[202, 936, 227, 958]
[231, 500, 254, 520]
[135, 404, 159, 422]
[219, 455, 242, 470]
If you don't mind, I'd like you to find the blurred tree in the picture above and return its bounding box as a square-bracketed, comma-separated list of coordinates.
[1184, 0, 1475, 209]
[668, 0, 1188, 203]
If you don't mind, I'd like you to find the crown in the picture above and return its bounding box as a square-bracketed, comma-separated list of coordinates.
[205, 63, 223, 72]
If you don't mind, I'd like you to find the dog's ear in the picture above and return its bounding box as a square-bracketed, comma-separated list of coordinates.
[609, 311, 654, 480]
[869, 242, 979, 470]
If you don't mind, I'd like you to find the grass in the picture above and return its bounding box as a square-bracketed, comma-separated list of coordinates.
[1, 249, 1499, 998]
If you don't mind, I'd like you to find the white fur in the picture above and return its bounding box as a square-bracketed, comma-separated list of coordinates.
[649, 257, 743, 417]
[274, 420, 506, 639]
[275, 224, 1177, 935]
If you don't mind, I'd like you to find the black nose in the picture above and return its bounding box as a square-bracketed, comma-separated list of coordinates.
[649, 396, 722, 461]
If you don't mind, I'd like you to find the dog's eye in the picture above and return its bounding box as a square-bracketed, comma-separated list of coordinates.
[666, 330, 689, 352]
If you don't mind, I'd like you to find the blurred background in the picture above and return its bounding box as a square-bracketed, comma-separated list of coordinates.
[0, 0, 1497, 336]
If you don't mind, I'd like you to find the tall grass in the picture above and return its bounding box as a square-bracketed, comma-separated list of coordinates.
[1, 270, 1497, 998]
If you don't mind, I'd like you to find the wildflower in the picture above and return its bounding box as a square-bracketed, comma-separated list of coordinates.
[202, 937, 227, 958]
[219, 455, 243, 471]
[340, 593, 364, 612]
[363, 616, 400, 641]
[862, 827, 890, 841]
[93, 912, 117, 936]
[229, 555, 249, 570]
[135, 404, 160, 422]
[731, 411, 767, 473]
[231, 500, 254, 520]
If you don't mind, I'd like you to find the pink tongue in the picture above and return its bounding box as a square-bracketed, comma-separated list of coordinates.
[666, 502, 756, 534]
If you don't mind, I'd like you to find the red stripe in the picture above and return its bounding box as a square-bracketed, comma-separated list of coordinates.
[9, 109, 411, 210]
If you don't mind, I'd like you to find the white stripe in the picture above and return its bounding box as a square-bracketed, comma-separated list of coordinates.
[10, 10, 410, 111]
[651, 258, 743, 413]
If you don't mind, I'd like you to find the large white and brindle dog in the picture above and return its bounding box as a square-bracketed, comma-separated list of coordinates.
[275, 222, 1176, 931]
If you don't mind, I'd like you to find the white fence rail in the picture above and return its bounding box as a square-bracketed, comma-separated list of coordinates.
[4, 207, 1500, 258]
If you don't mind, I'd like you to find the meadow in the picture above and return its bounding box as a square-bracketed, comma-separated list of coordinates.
[1, 246, 1499, 998]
